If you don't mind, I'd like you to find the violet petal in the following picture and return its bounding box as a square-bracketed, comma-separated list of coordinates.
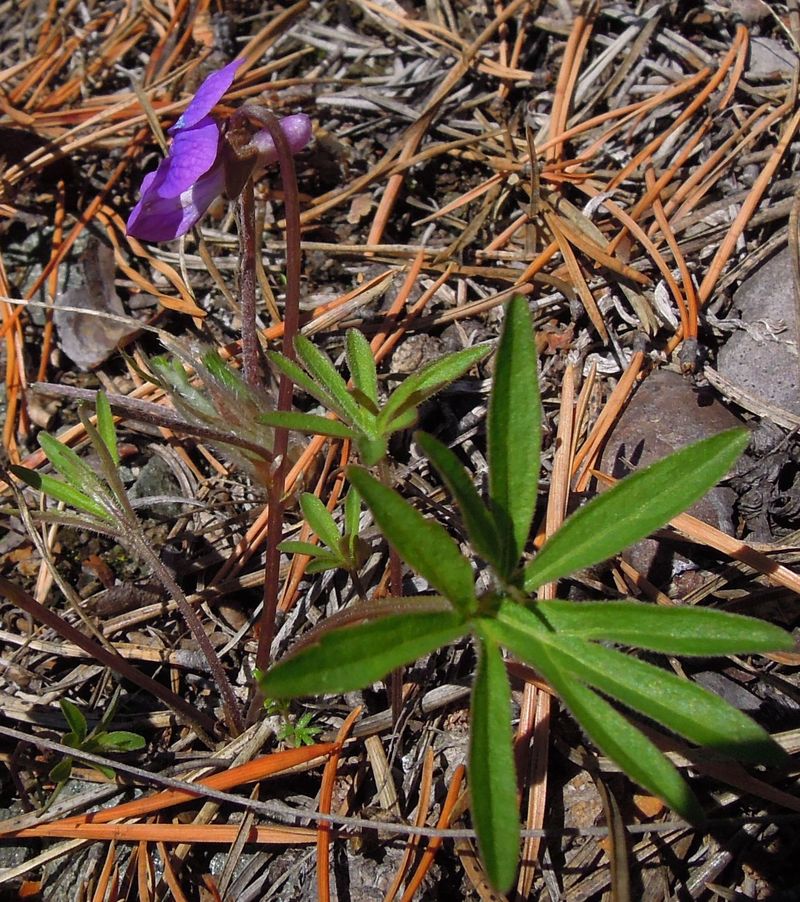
[156, 117, 221, 198]
[126, 161, 226, 241]
[250, 114, 312, 166]
[170, 58, 244, 133]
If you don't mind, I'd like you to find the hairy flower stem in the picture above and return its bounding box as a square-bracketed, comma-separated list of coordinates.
[127, 533, 245, 737]
[80, 414, 245, 737]
[244, 109, 303, 675]
[237, 179, 262, 388]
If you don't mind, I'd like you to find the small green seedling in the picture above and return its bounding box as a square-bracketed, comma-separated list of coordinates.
[280, 487, 367, 576]
[264, 699, 323, 747]
[258, 295, 795, 893]
[259, 329, 490, 465]
[49, 693, 145, 805]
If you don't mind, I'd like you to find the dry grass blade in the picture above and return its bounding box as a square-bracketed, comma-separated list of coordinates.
[399, 766, 465, 902]
[318, 707, 361, 902]
[383, 747, 434, 902]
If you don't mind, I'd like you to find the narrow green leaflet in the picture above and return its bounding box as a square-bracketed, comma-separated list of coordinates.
[38, 432, 108, 498]
[469, 635, 520, 893]
[306, 557, 345, 575]
[341, 487, 365, 566]
[257, 610, 467, 698]
[346, 329, 379, 406]
[94, 731, 146, 752]
[279, 540, 338, 558]
[257, 411, 355, 439]
[531, 599, 795, 656]
[201, 350, 248, 397]
[294, 335, 371, 432]
[50, 759, 74, 783]
[353, 434, 387, 467]
[378, 344, 490, 428]
[150, 355, 216, 418]
[487, 295, 541, 577]
[87, 761, 116, 780]
[494, 602, 786, 767]
[267, 351, 342, 416]
[543, 663, 704, 824]
[59, 699, 87, 743]
[550, 639, 786, 767]
[11, 467, 111, 522]
[416, 431, 503, 572]
[95, 392, 119, 466]
[300, 493, 342, 551]
[380, 407, 418, 437]
[524, 428, 749, 592]
[344, 487, 361, 535]
[348, 466, 477, 616]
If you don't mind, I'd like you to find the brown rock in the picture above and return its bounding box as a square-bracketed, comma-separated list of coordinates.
[599, 368, 743, 581]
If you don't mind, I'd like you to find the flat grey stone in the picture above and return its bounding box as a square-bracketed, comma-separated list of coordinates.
[747, 36, 796, 79]
[717, 247, 800, 415]
[600, 369, 742, 580]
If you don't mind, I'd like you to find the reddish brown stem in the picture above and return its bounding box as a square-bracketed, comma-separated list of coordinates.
[237, 179, 262, 388]
[245, 109, 303, 675]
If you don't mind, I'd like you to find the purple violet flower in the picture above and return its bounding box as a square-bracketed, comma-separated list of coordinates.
[127, 59, 311, 242]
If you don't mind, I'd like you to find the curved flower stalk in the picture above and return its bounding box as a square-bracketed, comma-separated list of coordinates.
[126, 59, 312, 241]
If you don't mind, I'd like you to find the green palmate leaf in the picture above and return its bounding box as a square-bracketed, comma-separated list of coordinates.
[378, 344, 491, 428]
[257, 411, 355, 440]
[542, 660, 704, 823]
[347, 466, 477, 616]
[524, 428, 750, 592]
[294, 335, 372, 432]
[469, 634, 520, 893]
[95, 392, 119, 466]
[94, 731, 146, 752]
[487, 295, 541, 577]
[346, 329, 379, 406]
[531, 599, 795, 657]
[258, 610, 467, 698]
[11, 466, 111, 522]
[59, 699, 87, 743]
[416, 431, 503, 572]
[300, 493, 342, 551]
[38, 432, 107, 498]
[494, 602, 786, 767]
